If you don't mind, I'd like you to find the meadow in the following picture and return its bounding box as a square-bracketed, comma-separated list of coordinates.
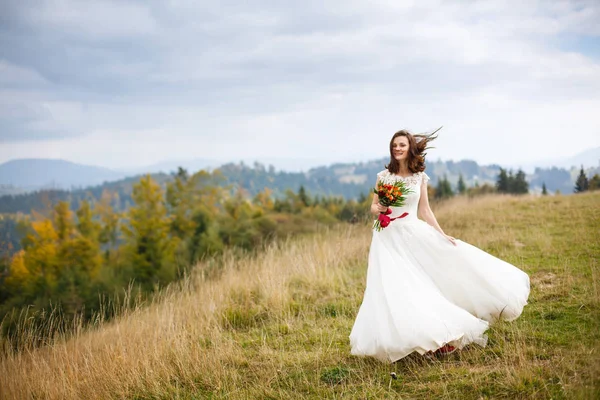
[1, 192, 598, 399]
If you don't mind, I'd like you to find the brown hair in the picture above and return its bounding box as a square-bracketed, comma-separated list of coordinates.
[385, 127, 440, 174]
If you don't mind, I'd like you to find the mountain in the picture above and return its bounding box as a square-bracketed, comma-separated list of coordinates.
[2, 151, 599, 215]
[518, 146, 600, 172]
[561, 146, 600, 169]
[119, 157, 341, 175]
[118, 158, 221, 176]
[0, 159, 126, 192]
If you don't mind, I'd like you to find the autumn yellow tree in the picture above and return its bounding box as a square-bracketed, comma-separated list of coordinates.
[17, 217, 59, 300]
[44, 201, 102, 315]
[123, 175, 177, 290]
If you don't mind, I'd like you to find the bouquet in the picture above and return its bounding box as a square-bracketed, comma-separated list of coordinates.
[373, 180, 412, 231]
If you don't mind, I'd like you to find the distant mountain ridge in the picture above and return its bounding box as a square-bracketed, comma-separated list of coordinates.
[1, 145, 599, 201]
[518, 146, 600, 172]
[0, 159, 126, 191]
[118, 158, 220, 176]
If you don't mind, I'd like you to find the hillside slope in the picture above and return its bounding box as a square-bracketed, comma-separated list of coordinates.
[1, 193, 599, 399]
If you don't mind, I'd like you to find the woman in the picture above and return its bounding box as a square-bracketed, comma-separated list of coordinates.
[349, 129, 530, 362]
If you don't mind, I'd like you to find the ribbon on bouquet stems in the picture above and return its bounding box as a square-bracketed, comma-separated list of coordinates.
[378, 208, 408, 228]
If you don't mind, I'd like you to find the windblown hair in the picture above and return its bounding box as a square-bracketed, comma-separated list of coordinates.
[385, 127, 440, 174]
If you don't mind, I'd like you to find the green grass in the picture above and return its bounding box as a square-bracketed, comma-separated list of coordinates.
[201, 193, 599, 399]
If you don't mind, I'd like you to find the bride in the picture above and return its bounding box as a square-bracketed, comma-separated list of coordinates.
[349, 129, 530, 362]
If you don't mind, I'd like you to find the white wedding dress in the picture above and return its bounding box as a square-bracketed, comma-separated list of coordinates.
[349, 170, 530, 362]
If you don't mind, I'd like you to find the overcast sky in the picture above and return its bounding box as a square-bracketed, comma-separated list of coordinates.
[1, 0, 599, 171]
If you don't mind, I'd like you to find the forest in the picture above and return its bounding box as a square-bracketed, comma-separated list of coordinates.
[0, 167, 371, 343]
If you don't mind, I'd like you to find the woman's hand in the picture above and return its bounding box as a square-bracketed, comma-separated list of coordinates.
[445, 234, 457, 246]
[371, 202, 388, 215]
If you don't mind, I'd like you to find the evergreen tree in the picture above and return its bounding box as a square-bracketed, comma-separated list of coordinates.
[574, 166, 589, 193]
[507, 170, 516, 193]
[176, 166, 189, 181]
[589, 174, 600, 191]
[496, 168, 509, 193]
[513, 169, 529, 194]
[298, 185, 311, 207]
[435, 175, 454, 200]
[457, 174, 466, 194]
[542, 182, 548, 195]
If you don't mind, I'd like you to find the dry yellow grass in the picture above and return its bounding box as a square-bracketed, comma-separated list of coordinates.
[0, 226, 369, 399]
[1, 192, 599, 399]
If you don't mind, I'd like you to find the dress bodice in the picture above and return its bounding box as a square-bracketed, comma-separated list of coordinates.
[376, 169, 429, 221]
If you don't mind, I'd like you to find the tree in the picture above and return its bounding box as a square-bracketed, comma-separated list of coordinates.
[76, 199, 100, 240]
[357, 192, 367, 203]
[52, 201, 102, 315]
[298, 185, 311, 207]
[574, 167, 589, 193]
[253, 188, 274, 211]
[457, 174, 466, 194]
[496, 168, 528, 194]
[4, 250, 28, 296]
[507, 170, 515, 193]
[19, 219, 59, 299]
[56, 233, 102, 316]
[435, 175, 454, 200]
[166, 169, 226, 265]
[54, 201, 74, 243]
[574, 166, 589, 193]
[123, 175, 176, 289]
[96, 190, 121, 252]
[589, 174, 600, 191]
[541, 182, 548, 195]
[512, 169, 529, 194]
[496, 168, 509, 193]
[166, 168, 195, 240]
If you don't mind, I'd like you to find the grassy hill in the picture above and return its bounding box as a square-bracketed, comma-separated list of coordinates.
[1, 193, 599, 399]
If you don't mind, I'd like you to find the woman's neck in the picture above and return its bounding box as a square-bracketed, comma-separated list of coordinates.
[398, 162, 410, 176]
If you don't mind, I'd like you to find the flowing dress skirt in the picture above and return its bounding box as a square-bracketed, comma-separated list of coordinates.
[349, 216, 530, 362]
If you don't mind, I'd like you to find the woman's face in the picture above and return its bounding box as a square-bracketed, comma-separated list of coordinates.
[392, 136, 409, 162]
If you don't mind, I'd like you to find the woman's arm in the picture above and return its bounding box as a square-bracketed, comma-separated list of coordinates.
[371, 177, 388, 215]
[417, 178, 457, 246]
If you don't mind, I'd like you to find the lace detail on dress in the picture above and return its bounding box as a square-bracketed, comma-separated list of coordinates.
[377, 170, 429, 186]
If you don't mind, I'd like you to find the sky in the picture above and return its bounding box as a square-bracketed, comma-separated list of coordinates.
[1, 0, 599, 172]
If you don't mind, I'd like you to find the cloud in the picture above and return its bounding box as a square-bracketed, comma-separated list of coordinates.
[11, 0, 158, 39]
[0, 0, 599, 168]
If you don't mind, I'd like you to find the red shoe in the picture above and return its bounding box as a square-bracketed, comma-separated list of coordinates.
[434, 344, 458, 356]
